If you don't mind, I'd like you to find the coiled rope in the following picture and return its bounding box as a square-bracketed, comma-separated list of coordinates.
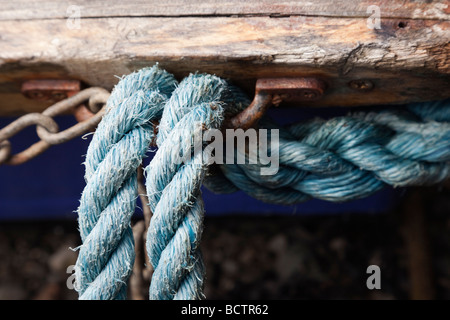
[75, 65, 450, 299]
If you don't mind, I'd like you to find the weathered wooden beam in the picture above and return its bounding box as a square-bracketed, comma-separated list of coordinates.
[0, 0, 448, 20]
[0, 15, 449, 115]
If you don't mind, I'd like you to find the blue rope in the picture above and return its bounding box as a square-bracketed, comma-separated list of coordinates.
[75, 64, 450, 300]
[75, 65, 177, 299]
[205, 103, 450, 204]
[145, 73, 238, 299]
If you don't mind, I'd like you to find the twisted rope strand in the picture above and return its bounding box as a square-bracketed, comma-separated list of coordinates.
[208, 100, 450, 204]
[75, 66, 177, 299]
[145, 74, 233, 300]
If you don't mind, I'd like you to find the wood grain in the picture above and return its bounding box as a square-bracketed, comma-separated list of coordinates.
[0, 0, 448, 20]
[0, 15, 449, 115]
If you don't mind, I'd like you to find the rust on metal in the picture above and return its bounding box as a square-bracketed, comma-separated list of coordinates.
[0, 141, 12, 164]
[35, 87, 109, 144]
[4, 140, 52, 166]
[21, 79, 81, 103]
[73, 105, 96, 123]
[256, 78, 326, 102]
[1, 86, 110, 165]
[348, 79, 374, 91]
[227, 77, 327, 130]
[21, 79, 96, 121]
[226, 92, 273, 131]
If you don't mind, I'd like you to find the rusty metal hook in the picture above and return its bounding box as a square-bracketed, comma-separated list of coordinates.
[226, 77, 327, 130]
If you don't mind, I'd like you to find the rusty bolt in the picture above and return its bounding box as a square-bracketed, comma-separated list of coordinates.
[26, 90, 47, 100]
[271, 94, 283, 106]
[348, 79, 374, 91]
[301, 89, 319, 100]
[22, 79, 81, 102]
[50, 91, 68, 101]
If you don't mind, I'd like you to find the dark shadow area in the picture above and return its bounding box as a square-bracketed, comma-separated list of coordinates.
[0, 185, 448, 300]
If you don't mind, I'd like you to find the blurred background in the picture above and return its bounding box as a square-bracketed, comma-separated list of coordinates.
[0, 107, 449, 300]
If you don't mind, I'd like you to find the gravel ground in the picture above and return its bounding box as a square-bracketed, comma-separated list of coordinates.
[0, 187, 448, 300]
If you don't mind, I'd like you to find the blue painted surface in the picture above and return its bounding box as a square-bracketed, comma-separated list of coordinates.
[0, 107, 403, 220]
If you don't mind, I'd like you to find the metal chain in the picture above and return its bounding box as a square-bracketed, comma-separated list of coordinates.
[0, 87, 110, 165]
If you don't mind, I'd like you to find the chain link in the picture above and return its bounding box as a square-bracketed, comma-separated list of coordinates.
[0, 87, 110, 165]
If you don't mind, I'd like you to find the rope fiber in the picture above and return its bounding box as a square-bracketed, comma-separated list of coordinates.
[74, 65, 450, 300]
